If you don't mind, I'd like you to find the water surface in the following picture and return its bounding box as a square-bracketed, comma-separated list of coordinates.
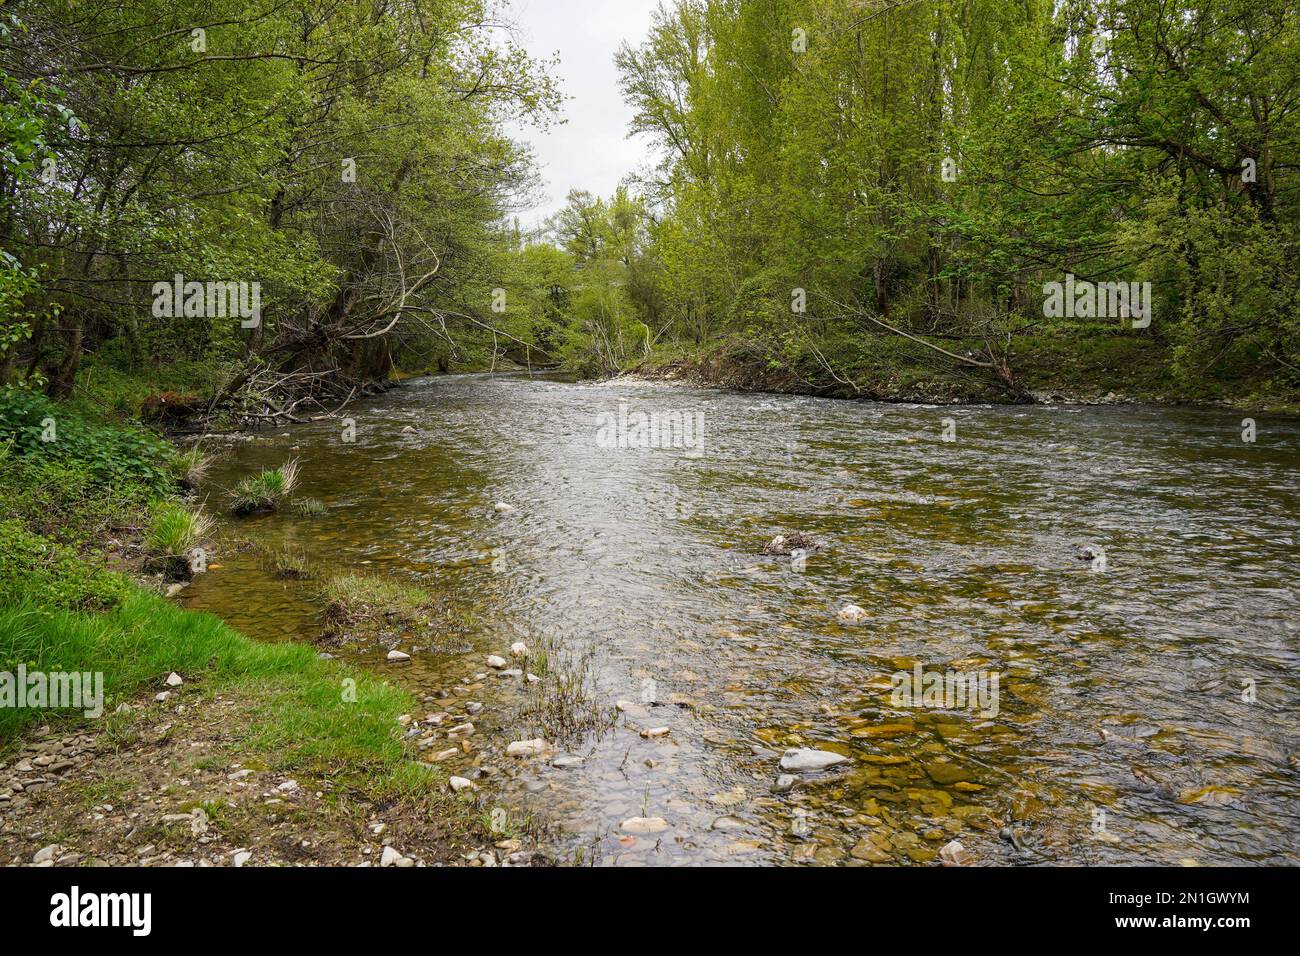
[183, 373, 1300, 865]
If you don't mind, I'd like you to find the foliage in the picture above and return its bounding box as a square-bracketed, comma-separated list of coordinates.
[144, 502, 213, 559]
[229, 460, 298, 515]
[592, 0, 1300, 401]
[0, 387, 175, 493]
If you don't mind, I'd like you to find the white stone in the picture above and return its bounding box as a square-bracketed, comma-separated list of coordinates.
[277, 780, 299, 793]
[510, 641, 528, 657]
[551, 755, 584, 769]
[641, 727, 671, 739]
[507, 739, 546, 757]
[486, 655, 507, 669]
[939, 840, 972, 866]
[449, 777, 474, 793]
[387, 650, 411, 662]
[232, 850, 252, 868]
[165, 672, 183, 687]
[494, 502, 516, 514]
[621, 816, 669, 835]
[779, 748, 849, 772]
[32, 844, 60, 865]
[380, 846, 404, 868]
[837, 604, 868, 623]
[155, 691, 171, 703]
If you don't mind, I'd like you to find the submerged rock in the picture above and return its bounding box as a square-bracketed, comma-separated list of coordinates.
[837, 604, 868, 623]
[762, 532, 820, 556]
[939, 840, 972, 866]
[621, 816, 669, 834]
[507, 739, 546, 757]
[387, 650, 411, 663]
[780, 748, 849, 772]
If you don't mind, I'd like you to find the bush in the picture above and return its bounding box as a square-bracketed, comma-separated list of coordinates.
[0, 387, 175, 494]
[0, 518, 132, 612]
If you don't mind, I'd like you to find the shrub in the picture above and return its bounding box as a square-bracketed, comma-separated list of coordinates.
[0, 387, 175, 494]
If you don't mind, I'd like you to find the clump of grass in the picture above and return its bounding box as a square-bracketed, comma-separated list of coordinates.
[143, 502, 214, 581]
[146, 502, 214, 558]
[293, 497, 326, 518]
[321, 574, 433, 628]
[257, 543, 313, 580]
[230, 459, 299, 515]
[515, 633, 617, 747]
[174, 446, 211, 490]
[319, 573, 471, 651]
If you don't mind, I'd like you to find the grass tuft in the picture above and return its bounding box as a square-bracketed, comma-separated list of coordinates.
[230, 459, 299, 515]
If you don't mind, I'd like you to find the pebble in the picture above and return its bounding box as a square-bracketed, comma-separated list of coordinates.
[387, 650, 411, 663]
[486, 655, 507, 669]
[449, 777, 475, 793]
[641, 727, 671, 739]
[621, 816, 669, 834]
[773, 774, 797, 792]
[837, 604, 868, 623]
[165, 672, 184, 687]
[779, 748, 849, 772]
[32, 844, 60, 865]
[510, 642, 528, 657]
[494, 503, 516, 514]
[507, 739, 546, 757]
[939, 840, 972, 866]
[551, 755, 584, 769]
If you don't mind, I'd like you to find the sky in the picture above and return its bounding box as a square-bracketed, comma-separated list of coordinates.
[500, 0, 663, 230]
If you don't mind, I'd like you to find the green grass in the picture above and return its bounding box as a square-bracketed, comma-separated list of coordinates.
[257, 542, 313, 580]
[293, 497, 327, 517]
[145, 501, 213, 558]
[321, 574, 435, 616]
[0, 394, 419, 792]
[0, 589, 414, 780]
[230, 460, 299, 515]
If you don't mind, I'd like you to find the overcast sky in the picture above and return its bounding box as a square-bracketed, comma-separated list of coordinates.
[501, 0, 663, 229]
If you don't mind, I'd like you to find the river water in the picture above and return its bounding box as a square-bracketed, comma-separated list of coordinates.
[182, 373, 1300, 866]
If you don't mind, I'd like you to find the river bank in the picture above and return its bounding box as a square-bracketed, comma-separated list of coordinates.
[0, 389, 532, 867]
[626, 335, 1300, 413]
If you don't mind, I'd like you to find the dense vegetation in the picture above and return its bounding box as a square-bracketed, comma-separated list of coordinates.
[531, 0, 1300, 403]
[3, 0, 1296, 412]
[0, 0, 560, 420]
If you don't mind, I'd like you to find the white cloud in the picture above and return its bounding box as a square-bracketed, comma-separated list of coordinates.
[501, 0, 663, 228]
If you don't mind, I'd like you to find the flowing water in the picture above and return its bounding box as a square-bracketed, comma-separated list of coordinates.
[182, 373, 1300, 866]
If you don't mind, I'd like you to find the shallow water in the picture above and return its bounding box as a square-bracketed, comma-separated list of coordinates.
[183, 373, 1300, 865]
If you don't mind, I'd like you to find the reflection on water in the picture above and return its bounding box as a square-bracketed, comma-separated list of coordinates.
[183, 373, 1300, 865]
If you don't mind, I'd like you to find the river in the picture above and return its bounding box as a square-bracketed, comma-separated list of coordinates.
[182, 372, 1300, 866]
